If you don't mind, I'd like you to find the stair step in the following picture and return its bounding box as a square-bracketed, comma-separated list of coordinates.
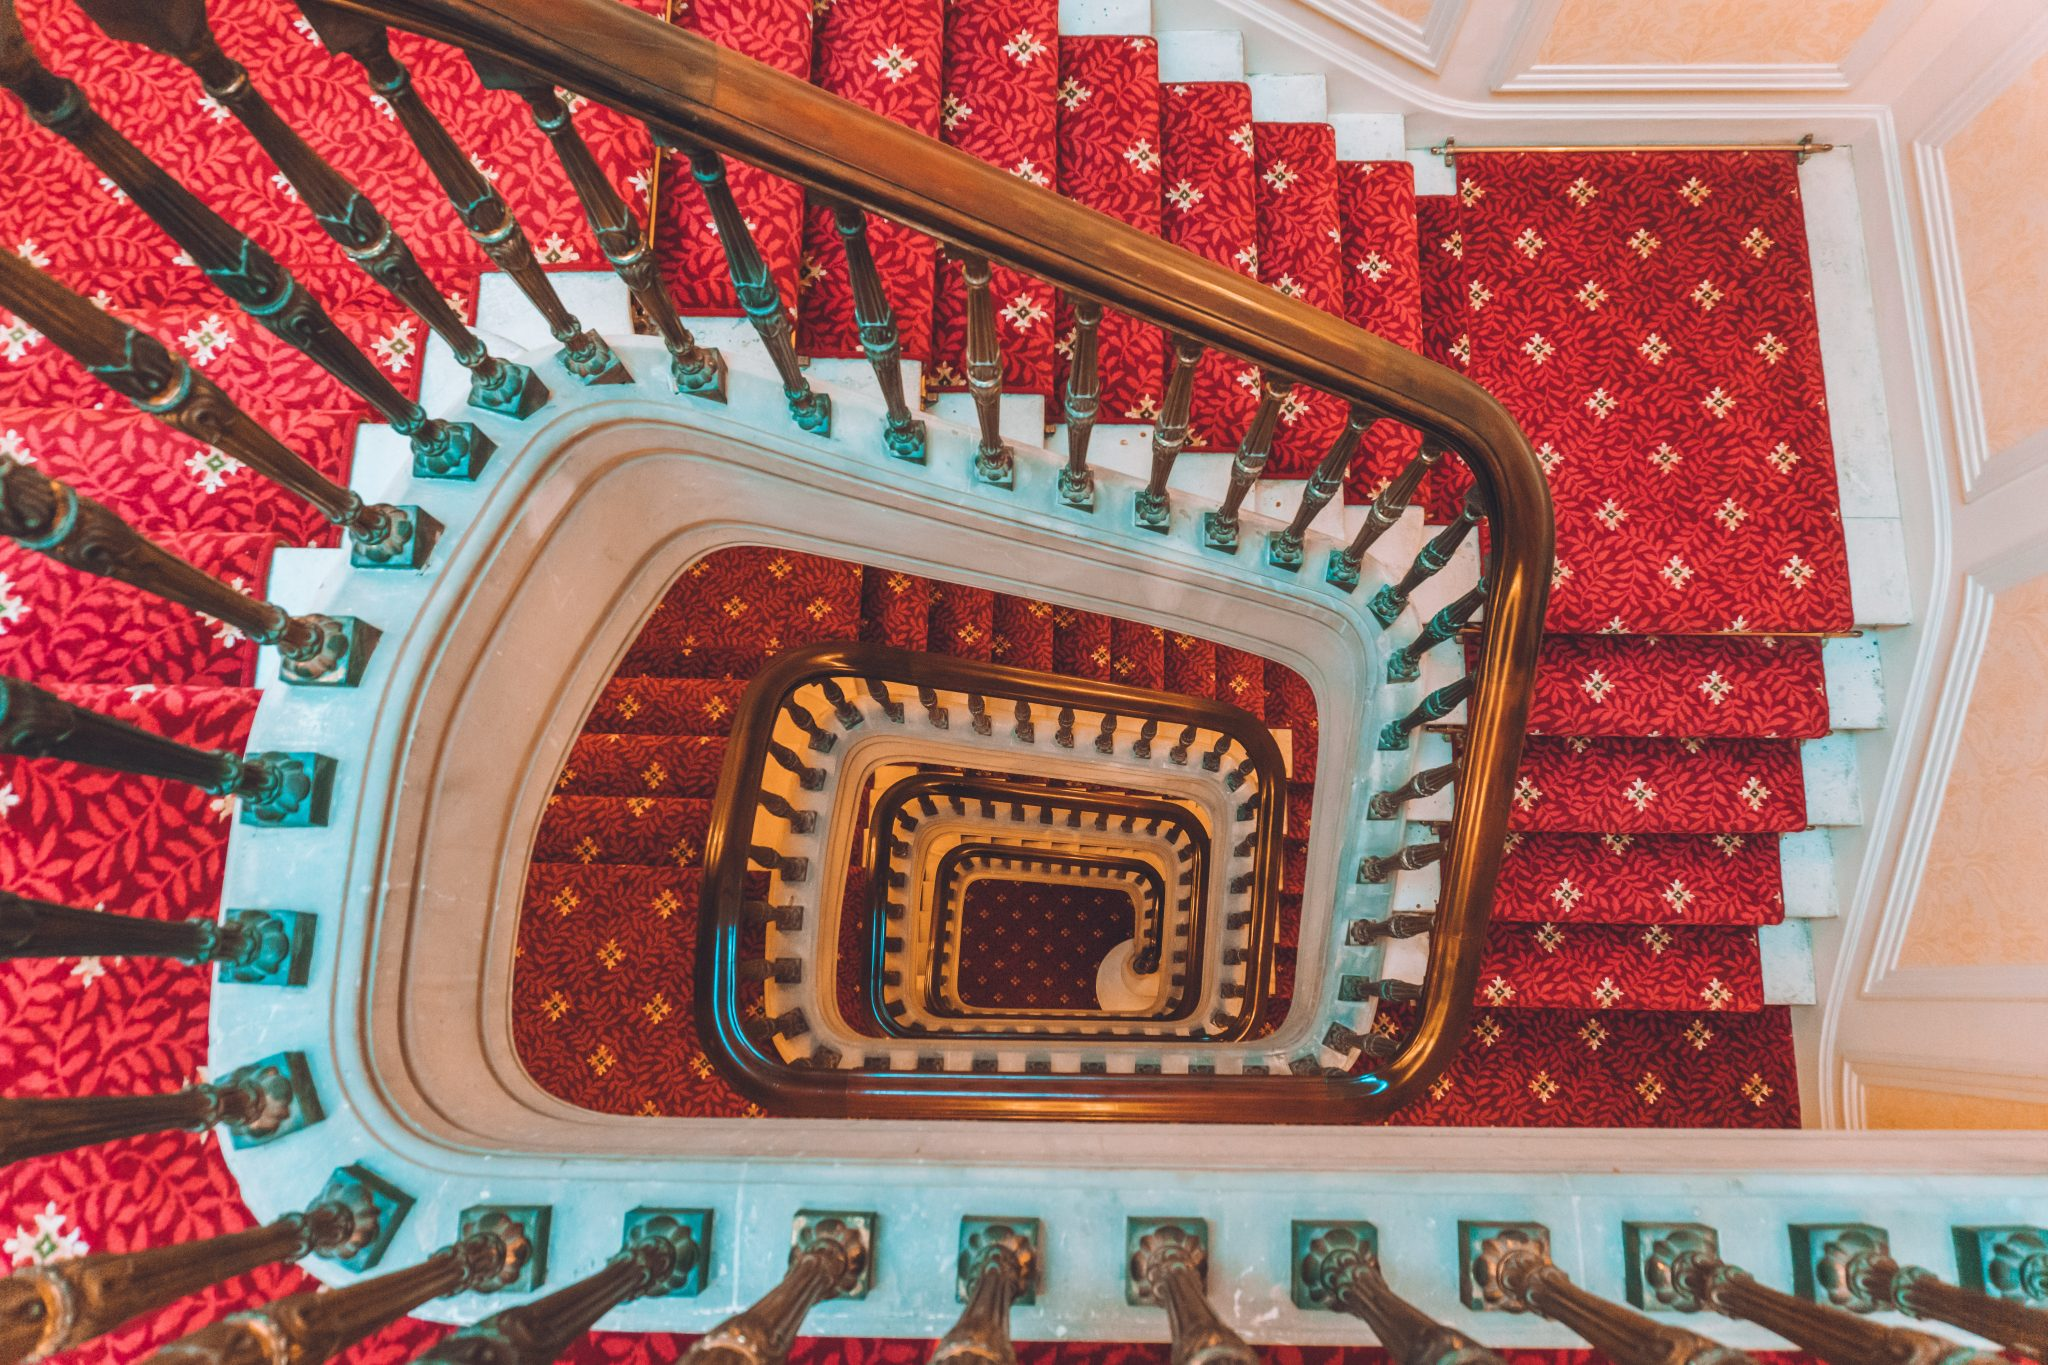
[556, 733, 729, 798]
[928, 0, 1061, 395]
[1154, 30, 1244, 83]
[618, 547, 863, 677]
[928, 582, 996, 660]
[1414, 194, 1474, 522]
[1056, 35, 1164, 423]
[0, 529, 277, 688]
[1254, 119, 1346, 477]
[990, 592, 1056, 670]
[587, 678, 750, 737]
[1245, 72, 1325, 122]
[533, 794, 712, 867]
[1161, 81, 1259, 452]
[1497, 831, 1785, 926]
[860, 566, 933, 650]
[1477, 923, 1764, 1013]
[1504, 736, 1807, 834]
[1329, 112, 1406, 162]
[0, 407, 355, 548]
[1519, 635, 1832, 740]
[1051, 605, 1113, 680]
[520, 864, 708, 933]
[798, 0, 943, 363]
[1336, 159, 1425, 500]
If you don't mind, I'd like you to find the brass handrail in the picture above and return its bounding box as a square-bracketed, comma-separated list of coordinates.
[338, 0, 1554, 1117]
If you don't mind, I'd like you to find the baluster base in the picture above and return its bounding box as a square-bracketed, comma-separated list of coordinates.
[215, 907, 317, 987]
[1133, 488, 1170, 532]
[1325, 548, 1364, 591]
[314, 1163, 418, 1272]
[787, 386, 833, 436]
[1201, 510, 1241, 554]
[1368, 584, 1406, 627]
[238, 751, 336, 828]
[1290, 1220, 1379, 1310]
[559, 330, 631, 386]
[974, 443, 1014, 489]
[883, 416, 929, 463]
[1386, 652, 1423, 685]
[465, 357, 550, 419]
[1057, 466, 1095, 511]
[461, 1204, 553, 1293]
[1459, 1221, 1550, 1312]
[347, 503, 437, 570]
[672, 347, 729, 403]
[278, 614, 376, 688]
[1624, 1221, 1719, 1312]
[1266, 529, 1306, 571]
[225, 1050, 327, 1148]
[624, 1207, 714, 1296]
[409, 418, 495, 481]
[1376, 722, 1411, 753]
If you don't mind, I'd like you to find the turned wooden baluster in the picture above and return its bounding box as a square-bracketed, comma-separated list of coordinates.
[1368, 760, 1458, 819]
[1295, 1223, 1505, 1364]
[929, 1221, 1040, 1365]
[0, 1, 473, 514]
[0, 674, 330, 825]
[1202, 376, 1291, 553]
[1387, 580, 1486, 684]
[1327, 438, 1447, 590]
[1358, 838, 1446, 885]
[1267, 404, 1377, 570]
[684, 145, 827, 429]
[959, 253, 1010, 487]
[1379, 677, 1473, 752]
[0, 255, 436, 559]
[1128, 1222, 1256, 1365]
[831, 203, 926, 462]
[411, 1213, 704, 1364]
[1636, 1226, 1997, 1365]
[0, 1052, 319, 1168]
[1132, 336, 1202, 530]
[0, 1166, 399, 1365]
[1814, 1226, 2048, 1361]
[1058, 297, 1104, 510]
[0, 889, 306, 982]
[296, 0, 624, 388]
[459, 57, 727, 403]
[73, 0, 549, 424]
[1465, 1223, 1755, 1365]
[1346, 910, 1435, 945]
[0, 458, 368, 685]
[1371, 486, 1487, 627]
[145, 1213, 534, 1365]
[681, 1214, 870, 1365]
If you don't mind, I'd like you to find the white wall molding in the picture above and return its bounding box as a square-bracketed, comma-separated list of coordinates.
[1841, 1054, 2048, 1128]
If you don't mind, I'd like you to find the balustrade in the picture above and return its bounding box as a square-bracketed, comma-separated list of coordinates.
[145, 1208, 542, 1364]
[0, 457, 372, 686]
[0, 1165, 407, 1365]
[783, 699, 836, 752]
[1133, 337, 1203, 531]
[1059, 299, 1105, 510]
[0, 0, 469, 519]
[0, 1052, 321, 1167]
[1358, 839, 1447, 885]
[1380, 678, 1474, 752]
[298, 0, 623, 389]
[1369, 761, 1459, 820]
[1340, 976, 1424, 1002]
[959, 253, 1011, 487]
[681, 1213, 871, 1365]
[818, 679, 864, 730]
[1347, 911, 1436, 945]
[76, 0, 547, 424]
[1326, 439, 1447, 590]
[411, 1211, 707, 1364]
[0, 675, 332, 826]
[1126, 1221, 1256, 1365]
[0, 891, 313, 986]
[1202, 378, 1290, 553]
[1371, 488, 1487, 626]
[929, 1220, 1040, 1365]
[1804, 1224, 2048, 1361]
[1294, 1221, 1505, 1365]
[1629, 1223, 1995, 1365]
[1012, 700, 1036, 743]
[1387, 582, 1486, 684]
[0, 252, 442, 544]
[1268, 406, 1377, 571]
[828, 204, 926, 461]
[1462, 1221, 1754, 1364]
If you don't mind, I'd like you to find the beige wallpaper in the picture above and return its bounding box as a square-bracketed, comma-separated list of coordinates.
[1900, 571, 2048, 968]
[1536, 0, 1889, 66]
[1865, 1084, 2048, 1128]
[1947, 51, 2048, 457]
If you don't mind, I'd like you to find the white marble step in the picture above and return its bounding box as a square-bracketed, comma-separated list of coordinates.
[1156, 30, 1245, 83]
[1056, 0, 1151, 35]
[1246, 73, 1327, 123]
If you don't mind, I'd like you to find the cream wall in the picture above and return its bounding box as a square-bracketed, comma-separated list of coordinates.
[1535, 0, 1890, 67]
[1866, 1084, 2048, 1129]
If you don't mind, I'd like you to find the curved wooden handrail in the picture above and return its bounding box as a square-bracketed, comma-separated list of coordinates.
[335, 0, 1553, 1116]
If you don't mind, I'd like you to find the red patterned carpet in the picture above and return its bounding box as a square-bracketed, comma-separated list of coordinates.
[0, 0, 1863, 1356]
[953, 877, 1138, 1011]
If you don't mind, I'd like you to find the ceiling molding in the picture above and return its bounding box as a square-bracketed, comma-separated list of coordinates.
[1285, 0, 1469, 72]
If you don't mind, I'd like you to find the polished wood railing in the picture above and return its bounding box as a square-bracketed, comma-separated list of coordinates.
[309, 0, 1550, 1119]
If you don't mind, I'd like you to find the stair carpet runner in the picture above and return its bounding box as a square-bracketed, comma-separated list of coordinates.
[515, 545, 1319, 1117]
[0, 0, 1863, 1353]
